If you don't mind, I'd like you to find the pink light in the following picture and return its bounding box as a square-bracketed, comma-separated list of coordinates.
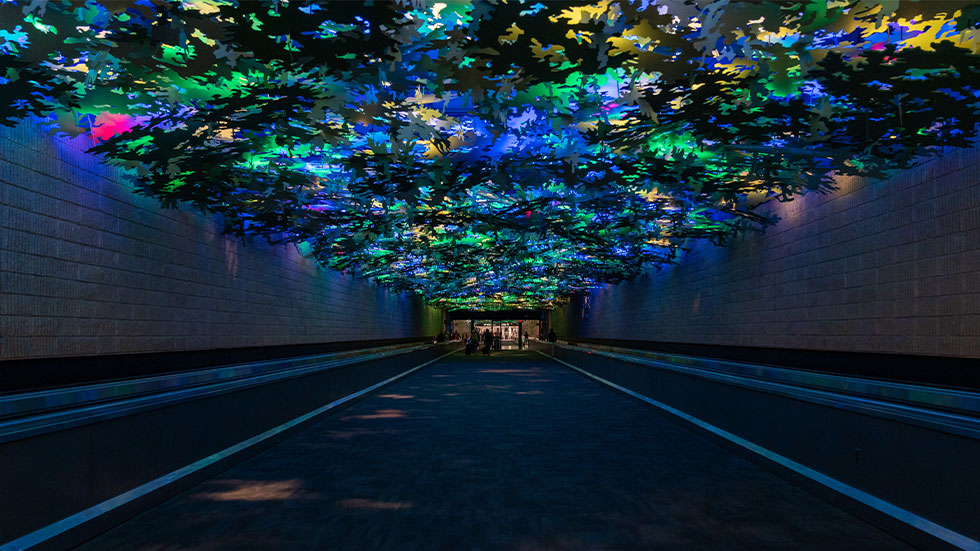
[90, 112, 139, 142]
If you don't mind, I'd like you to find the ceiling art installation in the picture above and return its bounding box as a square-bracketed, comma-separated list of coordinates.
[2, 1, 979, 309]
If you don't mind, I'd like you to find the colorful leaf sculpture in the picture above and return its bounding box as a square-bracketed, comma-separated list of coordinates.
[2, 1, 978, 310]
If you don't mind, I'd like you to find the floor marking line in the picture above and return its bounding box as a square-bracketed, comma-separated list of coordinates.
[1, 349, 457, 551]
[536, 350, 979, 551]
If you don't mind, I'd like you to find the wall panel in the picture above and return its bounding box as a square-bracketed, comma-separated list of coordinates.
[0, 122, 442, 361]
[553, 147, 980, 358]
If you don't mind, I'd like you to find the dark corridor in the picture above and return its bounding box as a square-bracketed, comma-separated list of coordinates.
[73, 351, 909, 551]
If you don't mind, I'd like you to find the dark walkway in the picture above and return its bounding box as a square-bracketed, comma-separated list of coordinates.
[75, 351, 911, 550]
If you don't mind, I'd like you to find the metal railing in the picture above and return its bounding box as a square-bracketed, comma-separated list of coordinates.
[0, 342, 441, 443]
[538, 341, 980, 439]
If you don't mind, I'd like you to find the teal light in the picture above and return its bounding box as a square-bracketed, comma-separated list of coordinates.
[2, 1, 978, 309]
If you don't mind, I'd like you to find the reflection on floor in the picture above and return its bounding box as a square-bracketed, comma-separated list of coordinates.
[74, 351, 911, 550]
[461, 338, 527, 351]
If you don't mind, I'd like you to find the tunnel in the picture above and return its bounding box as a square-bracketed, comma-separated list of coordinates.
[1, 2, 979, 550]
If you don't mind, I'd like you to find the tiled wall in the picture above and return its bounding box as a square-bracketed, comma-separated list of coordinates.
[0, 123, 443, 360]
[553, 146, 980, 358]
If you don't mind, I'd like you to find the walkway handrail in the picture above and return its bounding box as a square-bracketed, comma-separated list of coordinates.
[0, 341, 445, 443]
[542, 341, 980, 440]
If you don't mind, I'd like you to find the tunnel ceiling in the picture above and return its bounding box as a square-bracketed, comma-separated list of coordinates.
[2, 1, 979, 310]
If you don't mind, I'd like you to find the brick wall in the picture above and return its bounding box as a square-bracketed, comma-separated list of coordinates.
[553, 146, 980, 358]
[0, 122, 443, 360]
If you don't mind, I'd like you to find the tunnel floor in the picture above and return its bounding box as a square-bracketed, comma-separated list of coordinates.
[74, 350, 911, 550]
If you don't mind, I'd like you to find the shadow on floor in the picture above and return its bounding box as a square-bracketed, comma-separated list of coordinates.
[73, 351, 912, 551]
